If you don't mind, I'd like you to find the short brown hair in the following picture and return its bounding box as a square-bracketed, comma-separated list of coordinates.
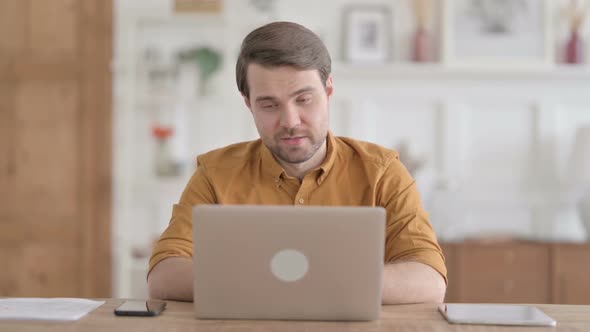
[236, 21, 332, 98]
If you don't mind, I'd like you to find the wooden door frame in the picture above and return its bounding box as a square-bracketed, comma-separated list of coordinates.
[1, 0, 113, 297]
[79, 0, 113, 297]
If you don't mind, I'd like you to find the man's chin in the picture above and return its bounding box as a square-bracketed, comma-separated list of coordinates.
[275, 149, 313, 164]
[278, 154, 311, 164]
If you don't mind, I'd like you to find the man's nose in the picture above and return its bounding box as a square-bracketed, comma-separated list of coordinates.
[279, 104, 301, 129]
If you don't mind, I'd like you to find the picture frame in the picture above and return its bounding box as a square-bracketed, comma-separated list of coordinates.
[442, 0, 553, 68]
[174, 0, 222, 14]
[342, 5, 393, 63]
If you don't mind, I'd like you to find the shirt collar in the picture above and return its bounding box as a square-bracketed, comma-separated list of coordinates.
[260, 140, 285, 181]
[317, 131, 337, 184]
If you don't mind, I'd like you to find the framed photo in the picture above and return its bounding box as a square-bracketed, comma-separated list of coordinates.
[443, 0, 553, 68]
[343, 6, 392, 63]
[174, 0, 222, 14]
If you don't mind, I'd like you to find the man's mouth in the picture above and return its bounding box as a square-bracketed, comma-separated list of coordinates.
[280, 136, 305, 145]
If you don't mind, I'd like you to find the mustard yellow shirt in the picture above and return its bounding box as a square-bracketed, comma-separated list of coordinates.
[149, 131, 447, 282]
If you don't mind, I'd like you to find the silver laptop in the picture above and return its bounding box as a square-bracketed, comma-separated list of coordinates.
[192, 205, 386, 321]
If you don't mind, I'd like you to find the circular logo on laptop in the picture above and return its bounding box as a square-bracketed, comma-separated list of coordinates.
[270, 249, 309, 282]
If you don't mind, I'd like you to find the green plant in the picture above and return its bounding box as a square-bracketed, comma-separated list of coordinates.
[177, 46, 222, 95]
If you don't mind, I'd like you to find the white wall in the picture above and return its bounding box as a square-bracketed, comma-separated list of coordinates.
[113, 0, 590, 298]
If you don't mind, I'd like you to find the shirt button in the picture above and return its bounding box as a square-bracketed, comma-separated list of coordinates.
[298, 198, 304, 204]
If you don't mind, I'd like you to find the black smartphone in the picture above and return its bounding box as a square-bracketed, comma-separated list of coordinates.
[114, 300, 167, 317]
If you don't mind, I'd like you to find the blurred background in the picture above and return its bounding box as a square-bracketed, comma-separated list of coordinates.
[2, 0, 590, 304]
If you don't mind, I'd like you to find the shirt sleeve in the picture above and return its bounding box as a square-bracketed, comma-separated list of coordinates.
[377, 154, 447, 284]
[148, 160, 217, 275]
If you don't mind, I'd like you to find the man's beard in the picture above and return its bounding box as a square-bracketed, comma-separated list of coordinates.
[271, 129, 326, 164]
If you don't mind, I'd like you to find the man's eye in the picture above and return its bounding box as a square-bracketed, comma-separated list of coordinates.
[297, 97, 312, 104]
[261, 103, 277, 110]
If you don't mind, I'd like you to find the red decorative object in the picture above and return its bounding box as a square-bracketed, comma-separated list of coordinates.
[151, 125, 179, 177]
[563, 0, 588, 65]
[152, 125, 175, 139]
[412, 27, 431, 63]
[565, 30, 584, 64]
[411, 0, 433, 63]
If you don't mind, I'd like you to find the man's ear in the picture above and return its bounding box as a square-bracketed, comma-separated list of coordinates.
[325, 75, 334, 99]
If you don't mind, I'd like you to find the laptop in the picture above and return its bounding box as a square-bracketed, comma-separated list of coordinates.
[192, 205, 386, 321]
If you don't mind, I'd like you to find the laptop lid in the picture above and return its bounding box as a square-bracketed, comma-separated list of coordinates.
[192, 205, 386, 321]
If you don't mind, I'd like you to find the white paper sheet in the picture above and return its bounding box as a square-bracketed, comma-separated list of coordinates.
[0, 298, 105, 321]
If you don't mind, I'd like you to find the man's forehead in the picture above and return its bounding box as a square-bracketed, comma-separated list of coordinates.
[247, 64, 323, 97]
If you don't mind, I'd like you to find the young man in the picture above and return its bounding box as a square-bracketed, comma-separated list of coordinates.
[148, 22, 447, 304]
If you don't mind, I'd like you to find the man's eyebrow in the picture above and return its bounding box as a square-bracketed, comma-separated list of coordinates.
[254, 96, 277, 103]
[254, 86, 316, 103]
[289, 86, 315, 98]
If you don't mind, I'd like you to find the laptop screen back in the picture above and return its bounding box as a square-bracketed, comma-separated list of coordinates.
[193, 205, 385, 321]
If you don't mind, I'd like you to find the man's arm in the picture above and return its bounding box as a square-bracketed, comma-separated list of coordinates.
[381, 261, 446, 304]
[148, 162, 216, 302]
[147, 258, 446, 304]
[376, 153, 448, 304]
[148, 257, 194, 302]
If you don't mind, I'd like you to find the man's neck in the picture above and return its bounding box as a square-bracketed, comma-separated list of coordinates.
[278, 139, 327, 181]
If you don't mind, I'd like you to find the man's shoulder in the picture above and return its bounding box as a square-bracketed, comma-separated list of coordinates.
[196, 139, 262, 169]
[334, 135, 399, 167]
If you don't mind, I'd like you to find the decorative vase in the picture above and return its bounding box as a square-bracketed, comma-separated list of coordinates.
[152, 126, 181, 177]
[412, 27, 430, 63]
[565, 30, 584, 64]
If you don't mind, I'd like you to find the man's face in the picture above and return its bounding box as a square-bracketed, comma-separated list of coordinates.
[244, 63, 333, 164]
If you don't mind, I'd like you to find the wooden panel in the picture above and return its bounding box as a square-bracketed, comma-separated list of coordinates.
[456, 243, 551, 303]
[29, 0, 79, 58]
[12, 61, 79, 82]
[79, 0, 113, 297]
[439, 243, 457, 303]
[0, 245, 79, 297]
[19, 245, 80, 297]
[13, 81, 79, 220]
[0, 0, 28, 57]
[0, 83, 15, 219]
[0, 247, 20, 296]
[0, 215, 79, 246]
[552, 244, 590, 304]
[0, 0, 112, 299]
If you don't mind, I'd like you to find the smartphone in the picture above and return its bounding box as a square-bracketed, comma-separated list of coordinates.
[114, 300, 167, 317]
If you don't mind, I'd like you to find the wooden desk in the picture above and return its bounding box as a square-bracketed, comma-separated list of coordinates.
[1, 299, 589, 331]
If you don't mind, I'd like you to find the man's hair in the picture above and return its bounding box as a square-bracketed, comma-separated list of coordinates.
[236, 21, 332, 98]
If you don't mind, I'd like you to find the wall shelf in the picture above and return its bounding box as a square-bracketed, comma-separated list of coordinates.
[332, 62, 590, 81]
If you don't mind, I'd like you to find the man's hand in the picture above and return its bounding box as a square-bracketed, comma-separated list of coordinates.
[381, 261, 446, 304]
[147, 257, 194, 302]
